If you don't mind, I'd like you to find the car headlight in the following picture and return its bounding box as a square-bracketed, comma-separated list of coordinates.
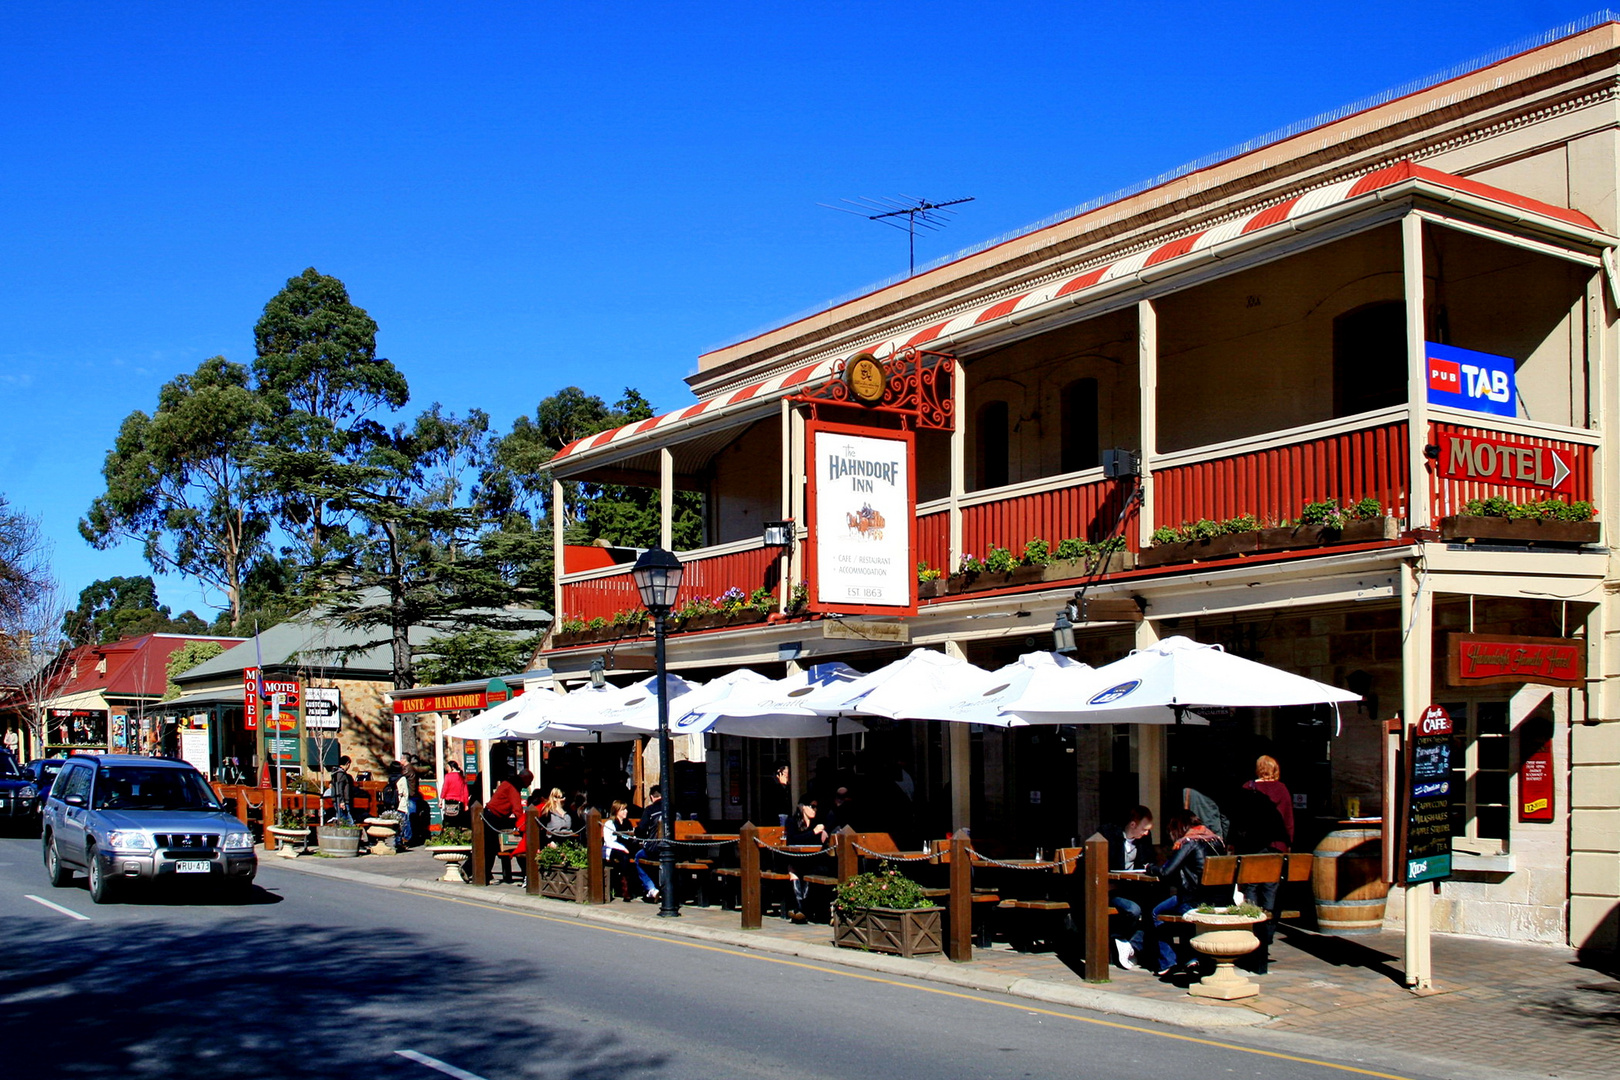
[106, 830, 155, 852]
[221, 832, 255, 851]
[19, 784, 37, 799]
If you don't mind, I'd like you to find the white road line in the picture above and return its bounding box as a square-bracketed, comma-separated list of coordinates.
[394, 1049, 490, 1080]
[24, 894, 90, 921]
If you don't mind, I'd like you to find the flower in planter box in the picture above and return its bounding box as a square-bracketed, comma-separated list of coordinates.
[749, 586, 777, 615]
[833, 869, 934, 915]
[983, 546, 1019, 573]
[718, 586, 749, 615]
[916, 561, 943, 583]
[1021, 538, 1051, 567]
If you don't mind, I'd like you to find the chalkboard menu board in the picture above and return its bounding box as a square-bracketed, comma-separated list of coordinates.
[1402, 704, 1454, 884]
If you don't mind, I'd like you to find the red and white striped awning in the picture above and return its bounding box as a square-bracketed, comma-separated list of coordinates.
[551, 161, 1603, 471]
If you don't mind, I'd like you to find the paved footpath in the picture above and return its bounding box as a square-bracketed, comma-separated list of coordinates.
[274, 846, 1620, 1080]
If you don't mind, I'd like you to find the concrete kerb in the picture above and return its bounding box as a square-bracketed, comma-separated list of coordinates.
[265, 854, 1270, 1031]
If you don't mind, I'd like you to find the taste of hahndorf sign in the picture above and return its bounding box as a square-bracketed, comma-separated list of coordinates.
[807, 420, 916, 616]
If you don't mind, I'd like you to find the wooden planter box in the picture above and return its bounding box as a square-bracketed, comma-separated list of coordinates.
[1137, 531, 1259, 568]
[1255, 516, 1398, 553]
[917, 578, 948, 599]
[676, 609, 769, 632]
[832, 905, 944, 958]
[948, 565, 1046, 594]
[1040, 550, 1135, 583]
[1439, 515, 1600, 546]
[538, 864, 590, 902]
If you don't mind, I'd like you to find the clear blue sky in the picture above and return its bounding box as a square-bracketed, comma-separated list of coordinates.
[0, 1, 1595, 619]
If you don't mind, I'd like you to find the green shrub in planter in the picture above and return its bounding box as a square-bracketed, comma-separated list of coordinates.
[833, 869, 934, 915]
[426, 827, 474, 847]
[536, 840, 589, 868]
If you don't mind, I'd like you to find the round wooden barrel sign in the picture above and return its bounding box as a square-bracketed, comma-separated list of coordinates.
[1311, 825, 1390, 935]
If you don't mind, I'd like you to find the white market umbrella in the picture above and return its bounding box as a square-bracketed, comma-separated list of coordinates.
[443, 687, 568, 741]
[1006, 635, 1359, 725]
[675, 663, 869, 739]
[513, 674, 698, 739]
[797, 648, 992, 720]
[903, 650, 1207, 726]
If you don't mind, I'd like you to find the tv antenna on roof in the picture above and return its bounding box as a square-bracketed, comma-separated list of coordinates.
[820, 194, 976, 277]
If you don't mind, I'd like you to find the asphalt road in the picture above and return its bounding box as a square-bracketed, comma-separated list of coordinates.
[0, 835, 1452, 1080]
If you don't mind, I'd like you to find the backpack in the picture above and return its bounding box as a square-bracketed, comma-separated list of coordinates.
[379, 778, 399, 812]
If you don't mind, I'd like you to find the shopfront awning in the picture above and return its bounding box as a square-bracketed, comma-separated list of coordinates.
[549, 161, 1608, 477]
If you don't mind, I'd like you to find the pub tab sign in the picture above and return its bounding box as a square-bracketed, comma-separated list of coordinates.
[1426, 341, 1515, 418]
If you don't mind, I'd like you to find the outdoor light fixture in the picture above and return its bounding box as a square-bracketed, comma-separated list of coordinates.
[1102, 449, 1140, 479]
[1052, 611, 1076, 654]
[632, 545, 683, 919]
[632, 546, 684, 614]
[589, 657, 606, 689]
[762, 520, 795, 549]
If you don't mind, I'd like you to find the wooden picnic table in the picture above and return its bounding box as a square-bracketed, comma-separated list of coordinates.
[685, 833, 739, 843]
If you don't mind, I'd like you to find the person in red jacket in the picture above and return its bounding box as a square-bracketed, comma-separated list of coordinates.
[1238, 754, 1294, 974]
[481, 768, 532, 884]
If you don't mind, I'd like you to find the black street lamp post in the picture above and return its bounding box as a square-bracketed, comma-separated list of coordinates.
[631, 546, 684, 918]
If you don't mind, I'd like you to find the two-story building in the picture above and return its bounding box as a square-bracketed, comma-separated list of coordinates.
[543, 21, 1620, 953]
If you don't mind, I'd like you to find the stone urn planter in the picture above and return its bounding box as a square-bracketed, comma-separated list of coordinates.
[364, 817, 400, 856]
[266, 826, 309, 857]
[832, 906, 944, 958]
[316, 824, 364, 858]
[538, 864, 591, 901]
[430, 845, 473, 882]
[1438, 515, 1600, 547]
[1184, 912, 1267, 1000]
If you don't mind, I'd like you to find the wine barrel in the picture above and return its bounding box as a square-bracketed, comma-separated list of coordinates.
[1312, 825, 1389, 935]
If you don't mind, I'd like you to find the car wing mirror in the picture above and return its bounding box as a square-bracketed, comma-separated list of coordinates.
[64, 794, 86, 808]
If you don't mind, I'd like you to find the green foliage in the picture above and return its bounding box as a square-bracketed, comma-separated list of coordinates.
[749, 586, 777, 614]
[983, 546, 1018, 573]
[1348, 497, 1384, 520]
[834, 869, 935, 915]
[1193, 902, 1266, 918]
[788, 582, 808, 612]
[162, 640, 226, 701]
[959, 553, 984, 574]
[536, 840, 589, 868]
[916, 562, 943, 583]
[80, 355, 272, 630]
[1297, 499, 1346, 529]
[1021, 538, 1051, 567]
[1152, 515, 1264, 545]
[426, 827, 473, 847]
[558, 617, 587, 635]
[1462, 496, 1593, 522]
[612, 607, 649, 629]
[673, 594, 718, 621]
[274, 807, 308, 828]
[63, 575, 210, 645]
[717, 586, 749, 614]
[414, 627, 543, 686]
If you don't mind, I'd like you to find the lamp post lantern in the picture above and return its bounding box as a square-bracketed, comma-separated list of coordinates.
[632, 546, 684, 918]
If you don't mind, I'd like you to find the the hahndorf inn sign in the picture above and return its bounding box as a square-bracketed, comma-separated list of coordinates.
[807, 420, 916, 616]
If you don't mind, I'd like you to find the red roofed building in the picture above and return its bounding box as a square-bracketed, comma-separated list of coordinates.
[22, 632, 244, 759]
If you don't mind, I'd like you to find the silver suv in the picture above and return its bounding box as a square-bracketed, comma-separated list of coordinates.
[41, 755, 257, 903]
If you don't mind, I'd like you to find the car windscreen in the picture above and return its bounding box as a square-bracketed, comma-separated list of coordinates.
[0, 755, 19, 778]
[93, 767, 223, 812]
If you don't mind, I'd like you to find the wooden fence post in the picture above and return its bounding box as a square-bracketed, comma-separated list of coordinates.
[740, 821, 761, 929]
[947, 831, 972, 962]
[835, 825, 858, 883]
[1082, 832, 1109, 982]
[524, 808, 540, 896]
[471, 799, 488, 886]
[586, 809, 604, 904]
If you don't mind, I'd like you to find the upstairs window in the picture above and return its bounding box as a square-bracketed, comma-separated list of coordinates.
[1060, 378, 1100, 473]
[976, 400, 1010, 490]
[1333, 301, 1408, 417]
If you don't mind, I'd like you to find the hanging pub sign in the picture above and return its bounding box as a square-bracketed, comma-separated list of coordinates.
[1448, 634, 1584, 689]
[1425, 341, 1516, 418]
[1400, 704, 1455, 884]
[806, 420, 915, 616]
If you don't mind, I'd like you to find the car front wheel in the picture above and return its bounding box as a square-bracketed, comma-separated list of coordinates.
[86, 844, 118, 905]
[43, 833, 72, 888]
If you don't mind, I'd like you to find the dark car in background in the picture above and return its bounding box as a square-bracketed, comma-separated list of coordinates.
[22, 758, 65, 819]
[41, 754, 256, 903]
[0, 749, 42, 835]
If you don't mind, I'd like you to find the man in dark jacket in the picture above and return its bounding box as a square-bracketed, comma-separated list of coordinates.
[1096, 806, 1154, 969]
[330, 756, 356, 824]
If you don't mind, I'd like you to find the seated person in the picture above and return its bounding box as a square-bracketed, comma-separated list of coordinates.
[1096, 805, 1155, 969]
[604, 800, 657, 902]
[509, 790, 550, 871]
[1130, 811, 1226, 977]
[537, 788, 572, 836]
[784, 799, 831, 924]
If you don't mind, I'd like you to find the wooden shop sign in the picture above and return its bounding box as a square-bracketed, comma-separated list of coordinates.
[1448, 634, 1584, 689]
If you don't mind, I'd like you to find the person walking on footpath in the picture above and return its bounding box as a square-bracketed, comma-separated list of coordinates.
[331, 756, 357, 824]
[439, 760, 471, 829]
[481, 768, 531, 884]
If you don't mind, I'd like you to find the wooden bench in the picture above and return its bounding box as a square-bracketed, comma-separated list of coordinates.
[1157, 852, 1315, 924]
[716, 826, 793, 912]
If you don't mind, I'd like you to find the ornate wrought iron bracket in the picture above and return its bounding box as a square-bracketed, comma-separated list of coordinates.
[788, 349, 955, 431]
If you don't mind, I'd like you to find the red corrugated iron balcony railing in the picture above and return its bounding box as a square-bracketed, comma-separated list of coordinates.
[561, 539, 782, 625]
